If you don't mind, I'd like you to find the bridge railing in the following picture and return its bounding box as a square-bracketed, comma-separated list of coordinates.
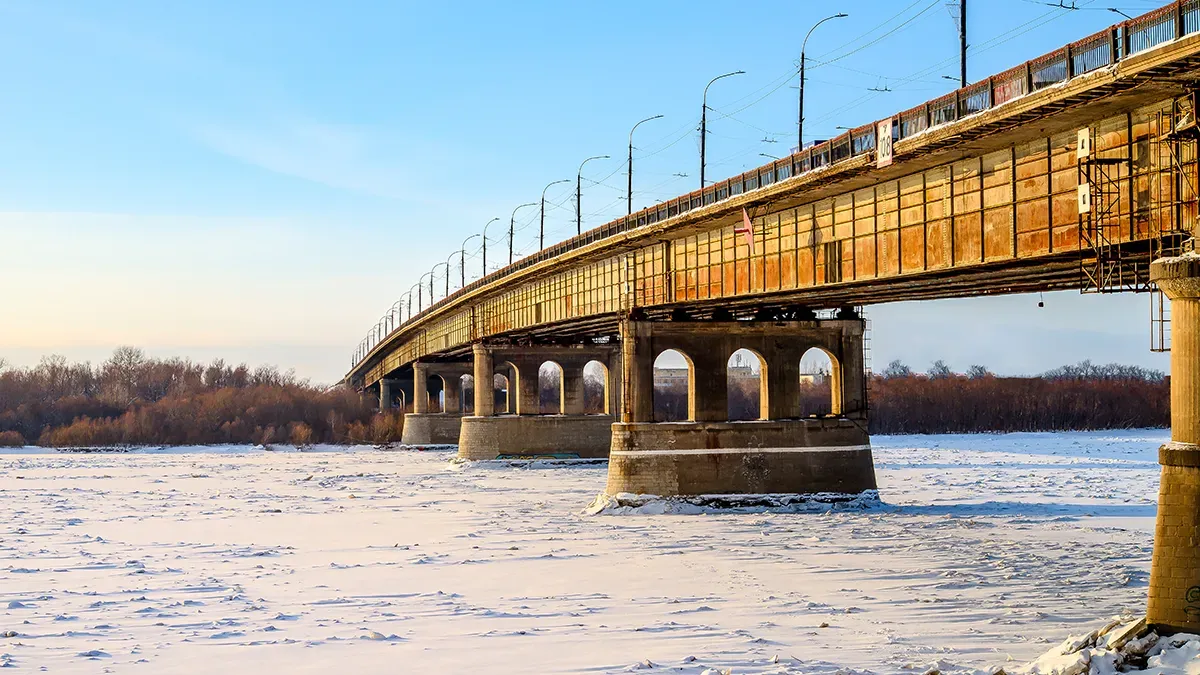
[352, 0, 1200, 371]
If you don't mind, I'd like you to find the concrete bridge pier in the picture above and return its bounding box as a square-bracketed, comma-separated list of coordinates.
[400, 360, 472, 445]
[605, 315, 876, 497]
[379, 378, 397, 410]
[1148, 255, 1200, 633]
[457, 343, 620, 460]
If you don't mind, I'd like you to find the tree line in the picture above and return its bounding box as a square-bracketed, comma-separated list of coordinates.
[660, 359, 1168, 433]
[0, 348, 402, 447]
[0, 348, 1169, 448]
[864, 359, 1168, 434]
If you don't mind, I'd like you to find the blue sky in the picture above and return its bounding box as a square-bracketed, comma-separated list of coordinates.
[0, 0, 1172, 383]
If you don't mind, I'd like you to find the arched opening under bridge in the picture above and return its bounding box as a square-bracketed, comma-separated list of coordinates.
[653, 349, 693, 422]
[583, 360, 608, 415]
[727, 348, 767, 421]
[799, 347, 840, 417]
[426, 374, 446, 414]
[538, 361, 564, 415]
[493, 369, 513, 414]
[459, 374, 474, 414]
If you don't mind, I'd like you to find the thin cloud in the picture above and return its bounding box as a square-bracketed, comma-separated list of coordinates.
[194, 119, 444, 203]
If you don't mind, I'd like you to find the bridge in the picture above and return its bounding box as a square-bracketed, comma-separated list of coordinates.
[349, 2, 1200, 633]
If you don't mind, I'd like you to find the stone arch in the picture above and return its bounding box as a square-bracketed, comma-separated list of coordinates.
[426, 373, 446, 414]
[538, 361, 564, 415]
[800, 346, 841, 417]
[493, 363, 515, 414]
[583, 360, 609, 415]
[727, 348, 768, 421]
[459, 374, 474, 414]
[653, 348, 694, 422]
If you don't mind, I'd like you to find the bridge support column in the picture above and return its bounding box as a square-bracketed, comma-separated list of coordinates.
[443, 375, 462, 414]
[473, 343, 494, 417]
[606, 317, 875, 498]
[379, 379, 396, 410]
[458, 343, 620, 460]
[411, 363, 429, 414]
[1148, 255, 1200, 633]
[401, 360, 471, 446]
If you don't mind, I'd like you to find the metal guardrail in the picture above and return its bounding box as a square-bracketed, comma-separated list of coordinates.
[352, 0, 1200, 370]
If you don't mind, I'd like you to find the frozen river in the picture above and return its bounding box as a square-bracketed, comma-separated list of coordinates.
[0, 430, 1176, 673]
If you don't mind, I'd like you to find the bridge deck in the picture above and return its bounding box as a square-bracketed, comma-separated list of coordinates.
[351, 4, 1200, 387]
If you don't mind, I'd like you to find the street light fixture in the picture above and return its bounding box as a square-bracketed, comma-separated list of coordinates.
[481, 217, 501, 277]
[799, 14, 848, 153]
[760, 152, 780, 161]
[576, 155, 609, 235]
[509, 202, 537, 265]
[628, 115, 663, 214]
[540, 179, 571, 250]
[398, 291, 411, 324]
[419, 271, 433, 312]
[388, 300, 403, 332]
[701, 71, 745, 188]
[406, 283, 420, 320]
[447, 251, 464, 296]
[434, 260, 451, 300]
[460, 234, 481, 288]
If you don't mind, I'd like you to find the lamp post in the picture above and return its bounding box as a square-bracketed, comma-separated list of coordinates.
[509, 202, 537, 265]
[406, 283, 420, 320]
[388, 300, 403, 332]
[701, 71, 745, 188]
[434, 261, 450, 300]
[481, 217, 501, 277]
[576, 155, 609, 235]
[628, 115, 663, 215]
[448, 250, 464, 295]
[460, 234, 480, 288]
[540, 179, 571, 250]
[419, 271, 433, 312]
[399, 291, 411, 323]
[798, 14, 848, 152]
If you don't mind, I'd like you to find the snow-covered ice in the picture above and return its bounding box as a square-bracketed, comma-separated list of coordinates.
[0, 430, 1185, 673]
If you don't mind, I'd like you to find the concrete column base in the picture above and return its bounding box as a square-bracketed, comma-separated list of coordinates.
[1148, 441, 1200, 632]
[457, 415, 615, 460]
[1148, 255, 1200, 633]
[400, 413, 464, 445]
[605, 419, 875, 497]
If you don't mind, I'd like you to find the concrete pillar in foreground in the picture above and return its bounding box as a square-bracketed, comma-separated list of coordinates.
[1148, 255, 1200, 633]
[473, 343, 494, 417]
[443, 375, 462, 414]
[620, 319, 653, 423]
[379, 379, 395, 410]
[412, 362, 429, 414]
[515, 362, 540, 415]
[563, 368, 586, 415]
